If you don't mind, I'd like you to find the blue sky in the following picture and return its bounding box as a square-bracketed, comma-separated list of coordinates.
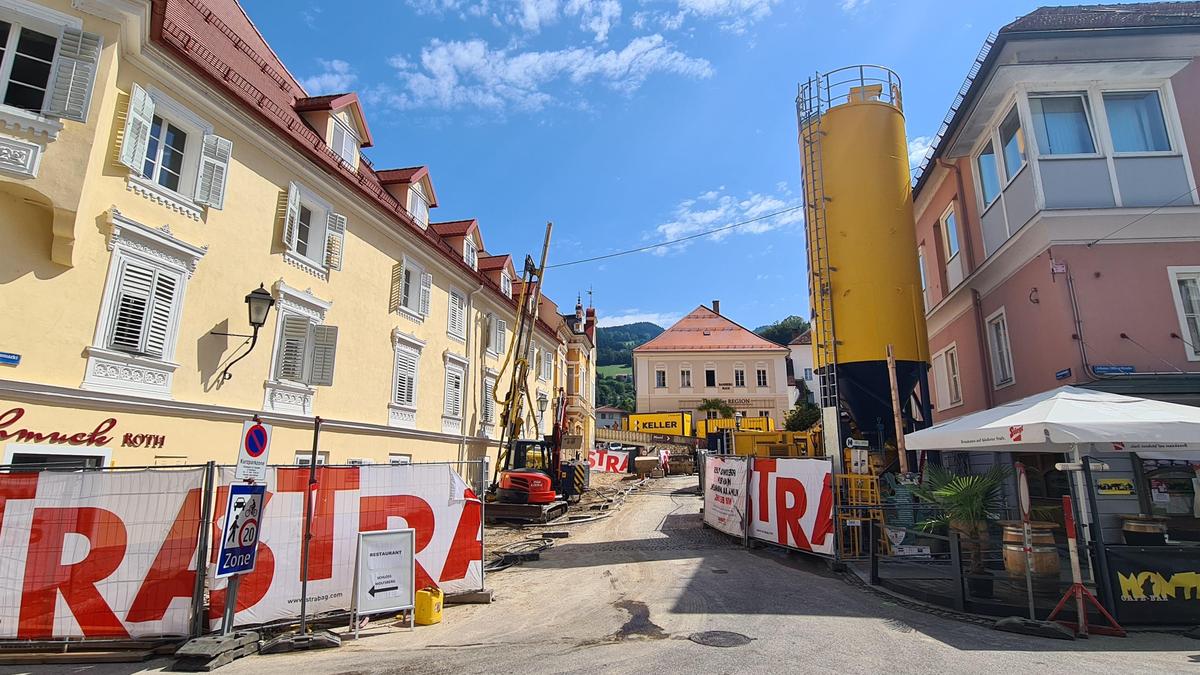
[244, 0, 1051, 330]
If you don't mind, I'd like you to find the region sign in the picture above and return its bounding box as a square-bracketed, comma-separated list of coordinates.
[216, 483, 266, 578]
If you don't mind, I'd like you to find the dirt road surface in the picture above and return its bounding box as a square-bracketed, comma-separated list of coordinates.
[25, 476, 1198, 674]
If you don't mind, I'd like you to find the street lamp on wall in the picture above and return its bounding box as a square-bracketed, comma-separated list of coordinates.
[537, 394, 549, 433]
[215, 284, 275, 382]
[734, 411, 743, 430]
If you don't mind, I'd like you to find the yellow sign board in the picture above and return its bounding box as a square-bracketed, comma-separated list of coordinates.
[1096, 478, 1135, 495]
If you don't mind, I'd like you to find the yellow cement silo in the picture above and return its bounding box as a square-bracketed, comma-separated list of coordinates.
[798, 66, 930, 439]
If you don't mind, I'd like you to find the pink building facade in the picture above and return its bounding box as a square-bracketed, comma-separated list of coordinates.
[914, 5, 1200, 426]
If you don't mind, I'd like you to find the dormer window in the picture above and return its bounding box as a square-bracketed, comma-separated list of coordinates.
[330, 117, 358, 167]
[408, 182, 429, 227]
[501, 271, 512, 298]
[464, 237, 478, 270]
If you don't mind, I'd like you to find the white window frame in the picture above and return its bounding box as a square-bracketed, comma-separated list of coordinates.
[917, 245, 928, 311]
[442, 351, 468, 434]
[655, 368, 666, 388]
[975, 139, 1002, 211]
[567, 364, 578, 395]
[295, 451, 329, 466]
[408, 182, 429, 228]
[286, 184, 334, 274]
[997, 104, 1027, 188]
[330, 116, 359, 167]
[1168, 266, 1200, 362]
[0, 1, 86, 138]
[1027, 91, 1101, 159]
[932, 343, 964, 411]
[83, 211, 204, 399]
[500, 270, 512, 298]
[755, 367, 768, 388]
[940, 204, 960, 262]
[482, 372, 497, 428]
[1100, 86, 1176, 157]
[399, 255, 428, 319]
[263, 282, 332, 415]
[734, 365, 746, 388]
[463, 236, 478, 270]
[487, 313, 507, 356]
[389, 329, 425, 429]
[680, 367, 692, 389]
[704, 367, 716, 388]
[985, 307, 1015, 389]
[447, 288, 467, 341]
[125, 87, 214, 220]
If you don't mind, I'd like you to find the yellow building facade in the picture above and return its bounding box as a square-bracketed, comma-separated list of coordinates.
[0, 0, 591, 468]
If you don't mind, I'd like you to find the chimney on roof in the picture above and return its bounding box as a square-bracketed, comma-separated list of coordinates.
[712, 300, 720, 315]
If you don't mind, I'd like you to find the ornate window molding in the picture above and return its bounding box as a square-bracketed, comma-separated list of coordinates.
[262, 281, 331, 414]
[0, 133, 41, 176]
[106, 208, 207, 276]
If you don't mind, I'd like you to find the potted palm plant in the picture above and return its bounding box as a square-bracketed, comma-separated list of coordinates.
[912, 465, 1010, 598]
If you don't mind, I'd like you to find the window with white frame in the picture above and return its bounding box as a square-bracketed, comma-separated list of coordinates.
[330, 117, 358, 166]
[0, 9, 101, 124]
[540, 349, 553, 380]
[1104, 90, 1171, 153]
[443, 363, 464, 419]
[680, 368, 692, 388]
[734, 367, 746, 388]
[941, 205, 960, 260]
[986, 309, 1014, 388]
[976, 141, 1001, 206]
[933, 345, 963, 410]
[705, 368, 716, 387]
[119, 85, 232, 216]
[280, 181, 346, 276]
[946, 346, 962, 405]
[488, 314, 507, 354]
[917, 246, 928, 309]
[295, 452, 329, 465]
[500, 271, 512, 298]
[804, 367, 813, 381]
[655, 368, 666, 388]
[389, 256, 432, 319]
[408, 182, 429, 227]
[482, 374, 497, 426]
[1169, 267, 1200, 361]
[998, 105, 1026, 180]
[567, 365, 578, 395]
[463, 237, 478, 270]
[84, 212, 205, 399]
[756, 368, 768, 388]
[1030, 93, 1096, 155]
[447, 289, 466, 340]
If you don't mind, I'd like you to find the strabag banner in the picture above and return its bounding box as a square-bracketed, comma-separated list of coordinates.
[703, 455, 748, 537]
[748, 458, 835, 556]
[0, 468, 205, 639]
[210, 464, 483, 628]
[588, 448, 629, 473]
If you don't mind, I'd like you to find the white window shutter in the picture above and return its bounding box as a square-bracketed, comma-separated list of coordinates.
[388, 260, 405, 314]
[109, 261, 155, 353]
[308, 324, 338, 387]
[276, 315, 309, 381]
[483, 376, 496, 424]
[394, 348, 417, 406]
[497, 319, 507, 353]
[282, 182, 301, 251]
[444, 368, 463, 417]
[324, 212, 347, 271]
[419, 272, 432, 317]
[144, 272, 179, 357]
[448, 291, 465, 337]
[194, 134, 233, 209]
[119, 84, 155, 170]
[44, 28, 102, 122]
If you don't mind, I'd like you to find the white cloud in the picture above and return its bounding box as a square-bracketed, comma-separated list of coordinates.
[907, 135, 934, 172]
[839, 0, 868, 12]
[377, 35, 711, 111]
[598, 310, 682, 327]
[301, 59, 357, 95]
[648, 185, 803, 256]
[676, 0, 776, 32]
[408, 0, 619, 41]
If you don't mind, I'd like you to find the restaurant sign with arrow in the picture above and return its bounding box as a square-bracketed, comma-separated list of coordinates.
[352, 528, 416, 633]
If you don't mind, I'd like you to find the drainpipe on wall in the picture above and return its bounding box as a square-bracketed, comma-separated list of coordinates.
[459, 281, 486, 464]
[972, 289, 995, 410]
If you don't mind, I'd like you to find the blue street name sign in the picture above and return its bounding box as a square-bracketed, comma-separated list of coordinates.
[216, 483, 266, 578]
[0, 352, 20, 366]
[1092, 365, 1135, 375]
[1055, 368, 1072, 380]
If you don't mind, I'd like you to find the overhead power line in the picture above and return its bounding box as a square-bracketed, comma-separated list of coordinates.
[545, 204, 805, 269]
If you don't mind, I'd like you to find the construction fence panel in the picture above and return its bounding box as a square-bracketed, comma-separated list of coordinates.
[210, 463, 483, 629]
[747, 457, 836, 557]
[0, 466, 207, 640]
[703, 455, 749, 537]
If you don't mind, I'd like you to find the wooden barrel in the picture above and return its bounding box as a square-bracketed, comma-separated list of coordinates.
[1001, 521, 1061, 580]
[1122, 514, 1167, 546]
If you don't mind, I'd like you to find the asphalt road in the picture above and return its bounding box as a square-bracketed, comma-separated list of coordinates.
[25, 476, 1199, 674]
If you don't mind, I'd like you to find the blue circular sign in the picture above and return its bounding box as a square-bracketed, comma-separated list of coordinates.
[245, 424, 268, 458]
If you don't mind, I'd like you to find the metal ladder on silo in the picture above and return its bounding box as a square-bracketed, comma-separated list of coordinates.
[798, 74, 839, 411]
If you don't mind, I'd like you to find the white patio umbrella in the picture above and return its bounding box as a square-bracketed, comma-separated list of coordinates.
[905, 386, 1200, 459]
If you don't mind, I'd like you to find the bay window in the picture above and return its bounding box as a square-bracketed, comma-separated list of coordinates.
[977, 141, 1001, 206]
[999, 106, 1026, 179]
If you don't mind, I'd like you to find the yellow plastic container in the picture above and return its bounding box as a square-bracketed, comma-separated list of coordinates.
[414, 587, 443, 625]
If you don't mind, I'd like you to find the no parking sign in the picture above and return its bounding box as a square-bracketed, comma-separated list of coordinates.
[235, 420, 272, 481]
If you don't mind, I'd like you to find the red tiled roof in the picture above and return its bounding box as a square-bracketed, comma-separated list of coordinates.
[595, 406, 627, 414]
[789, 329, 812, 346]
[1002, 3, 1200, 33]
[478, 253, 512, 271]
[376, 166, 438, 207]
[635, 306, 789, 353]
[149, 0, 559, 340]
[431, 219, 483, 250]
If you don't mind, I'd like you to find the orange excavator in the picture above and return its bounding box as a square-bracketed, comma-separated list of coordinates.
[485, 223, 588, 522]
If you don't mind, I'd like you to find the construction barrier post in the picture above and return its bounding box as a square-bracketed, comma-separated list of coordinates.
[868, 519, 879, 585]
[190, 461, 216, 638]
[479, 456, 488, 592]
[1080, 455, 1116, 615]
[743, 456, 754, 549]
